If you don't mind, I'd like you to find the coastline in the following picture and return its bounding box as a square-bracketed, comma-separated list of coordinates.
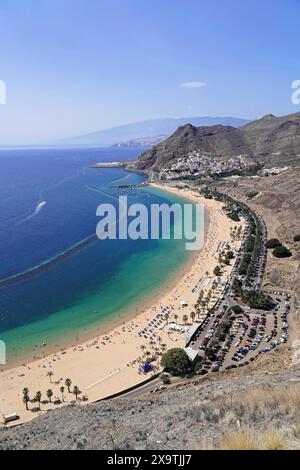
[3, 231, 199, 371]
[1, 182, 199, 368]
[0, 183, 243, 426]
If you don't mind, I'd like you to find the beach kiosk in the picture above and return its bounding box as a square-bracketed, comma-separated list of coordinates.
[185, 323, 200, 345]
[3, 412, 19, 425]
[140, 363, 152, 374]
[184, 347, 199, 365]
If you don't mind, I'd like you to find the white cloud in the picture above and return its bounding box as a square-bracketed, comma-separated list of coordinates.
[180, 81, 207, 89]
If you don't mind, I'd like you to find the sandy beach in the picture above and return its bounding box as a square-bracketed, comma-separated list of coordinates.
[0, 184, 243, 426]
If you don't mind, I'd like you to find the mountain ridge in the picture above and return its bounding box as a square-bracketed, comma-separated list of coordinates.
[63, 116, 250, 146]
[137, 111, 300, 171]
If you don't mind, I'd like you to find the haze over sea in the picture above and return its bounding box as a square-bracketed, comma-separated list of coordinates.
[0, 147, 197, 365]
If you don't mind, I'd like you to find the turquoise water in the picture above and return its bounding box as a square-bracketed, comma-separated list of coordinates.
[0, 148, 199, 365]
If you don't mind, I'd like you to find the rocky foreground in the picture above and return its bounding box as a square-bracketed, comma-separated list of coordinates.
[1, 349, 300, 450]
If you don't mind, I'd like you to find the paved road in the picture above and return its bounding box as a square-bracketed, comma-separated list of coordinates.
[113, 376, 183, 399]
[115, 377, 162, 399]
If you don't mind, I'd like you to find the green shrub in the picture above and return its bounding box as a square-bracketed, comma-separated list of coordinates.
[161, 348, 191, 376]
[228, 211, 240, 222]
[246, 191, 259, 200]
[242, 290, 276, 310]
[226, 251, 235, 260]
[231, 305, 243, 314]
[214, 266, 221, 276]
[273, 246, 292, 258]
[266, 239, 282, 249]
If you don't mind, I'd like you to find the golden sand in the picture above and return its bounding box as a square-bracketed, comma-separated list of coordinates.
[0, 184, 243, 426]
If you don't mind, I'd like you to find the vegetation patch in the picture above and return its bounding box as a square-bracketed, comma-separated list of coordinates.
[246, 190, 259, 200]
[266, 238, 282, 249]
[161, 348, 192, 376]
[213, 265, 221, 276]
[230, 305, 243, 314]
[227, 210, 240, 222]
[273, 245, 292, 258]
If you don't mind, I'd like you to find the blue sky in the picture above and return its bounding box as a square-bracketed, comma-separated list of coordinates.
[0, 0, 299, 144]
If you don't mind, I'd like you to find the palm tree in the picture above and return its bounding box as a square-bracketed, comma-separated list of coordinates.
[46, 389, 53, 403]
[60, 386, 65, 402]
[164, 313, 169, 324]
[183, 314, 188, 325]
[73, 386, 80, 401]
[35, 391, 42, 410]
[190, 311, 196, 323]
[65, 378, 72, 393]
[22, 387, 30, 411]
[47, 371, 54, 383]
[174, 314, 178, 324]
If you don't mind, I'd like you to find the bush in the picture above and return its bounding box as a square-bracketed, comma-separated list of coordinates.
[246, 191, 259, 200]
[214, 266, 221, 276]
[266, 239, 282, 249]
[226, 251, 235, 260]
[244, 236, 255, 252]
[242, 290, 275, 311]
[231, 305, 243, 314]
[159, 373, 171, 385]
[228, 211, 240, 222]
[273, 246, 292, 258]
[161, 348, 192, 376]
[232, 278, 243, 297]
[294, 235, 300, 242]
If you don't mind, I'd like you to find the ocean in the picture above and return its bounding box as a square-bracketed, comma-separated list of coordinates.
[0, 147, 196, 365]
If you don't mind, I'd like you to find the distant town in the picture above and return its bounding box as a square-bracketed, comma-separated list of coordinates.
[157, 151, 289, 181]
[159, 151, 257, 180]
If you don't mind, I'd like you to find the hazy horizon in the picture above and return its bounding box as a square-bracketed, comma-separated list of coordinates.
[0, 0, 299, 145]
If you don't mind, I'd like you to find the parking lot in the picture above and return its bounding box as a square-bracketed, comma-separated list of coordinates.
[191, 291, 290, 374]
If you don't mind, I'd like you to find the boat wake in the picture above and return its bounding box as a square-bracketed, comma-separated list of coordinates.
[0, 201, 47, 233]
[13, 200, 47, 227]
[0, 168, 83, 234]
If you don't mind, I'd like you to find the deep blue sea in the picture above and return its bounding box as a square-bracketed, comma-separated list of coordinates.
[0, 147, 194, 364]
